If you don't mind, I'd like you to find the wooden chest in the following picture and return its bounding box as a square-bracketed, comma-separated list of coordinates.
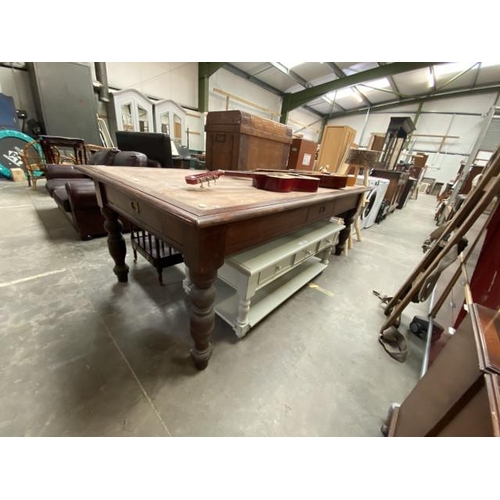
[205, 110, 293, 171]
[287, 138, 317, 170]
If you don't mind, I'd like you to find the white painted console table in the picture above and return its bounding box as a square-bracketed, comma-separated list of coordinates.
[183, 219, 344, 338]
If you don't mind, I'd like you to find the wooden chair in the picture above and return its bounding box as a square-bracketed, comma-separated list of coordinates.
[85, 143, 108, 157]
[342, 149, 379, 255]
[19, 140, 46, 189]
[39, 135, 88, 165]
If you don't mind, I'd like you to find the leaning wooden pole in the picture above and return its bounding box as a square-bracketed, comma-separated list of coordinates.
[380, 170, 500, 334]
[383, 147, 500, 316]
[429, 197, 499, 319]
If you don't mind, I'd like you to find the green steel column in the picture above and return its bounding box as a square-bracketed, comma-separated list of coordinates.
[280, 94, 291, 124]
[198, 62, 225, 113]
[198, 70, 209, 113]
[317, 117, 329, 145]
[414, 101, 424, 127]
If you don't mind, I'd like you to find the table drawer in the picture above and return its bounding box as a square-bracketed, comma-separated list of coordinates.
[294, 240, 320, 265]
[106, 188, 162, 234]
[318, 232, 341, 252]
[257, 255, 295, 286]
[223, 220, 344, 291]
[307, 200, 336, 222]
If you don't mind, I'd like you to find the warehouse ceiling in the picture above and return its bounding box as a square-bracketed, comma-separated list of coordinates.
[224, 62, 500, 119]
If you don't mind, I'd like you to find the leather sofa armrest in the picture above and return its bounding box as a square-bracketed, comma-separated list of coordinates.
[113, 151, 148, 167]
[147, 159, 162, 168]
[65, 180, 98, 209]
[45, 163, 88, 180]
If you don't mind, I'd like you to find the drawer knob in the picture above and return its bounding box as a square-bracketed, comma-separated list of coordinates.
[130, 201, 140, 213]
[275, 265, 282, 271]
[306, 250, 313, 256]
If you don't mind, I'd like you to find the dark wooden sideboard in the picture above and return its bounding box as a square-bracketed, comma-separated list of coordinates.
[387, 303, 500, 437]
[76, 166, 368, 370]
[371, 169, 410, 213]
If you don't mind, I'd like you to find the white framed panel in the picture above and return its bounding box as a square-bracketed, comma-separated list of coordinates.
[154, 99, 187, 146]
[112, 88, 154, 133]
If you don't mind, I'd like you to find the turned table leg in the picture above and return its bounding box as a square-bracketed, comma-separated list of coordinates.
[182, 264, 192, 294]
[335, 208, 357, 256]
[234, 298, 252, 338]
[188, 269, 217, 370]
[101, 206, 129, 283]
[319, 246, 331, 265]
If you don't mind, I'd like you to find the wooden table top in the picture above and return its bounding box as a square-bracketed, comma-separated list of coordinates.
[77, 166, 368, 227]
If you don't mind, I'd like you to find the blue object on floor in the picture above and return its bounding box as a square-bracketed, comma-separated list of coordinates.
[0, 93, 20, 131]
[0, 129, 41, 179]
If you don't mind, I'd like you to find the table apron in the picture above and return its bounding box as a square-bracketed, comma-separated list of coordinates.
[99, 183, 362, 261]
[103, 185, 186, 250]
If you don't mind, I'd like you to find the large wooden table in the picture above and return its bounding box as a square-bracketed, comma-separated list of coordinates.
[76, 166, 368, 370]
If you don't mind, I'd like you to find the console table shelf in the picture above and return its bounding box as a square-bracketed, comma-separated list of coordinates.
[209, 220, 344, 338]
[215, 257, 327, 337]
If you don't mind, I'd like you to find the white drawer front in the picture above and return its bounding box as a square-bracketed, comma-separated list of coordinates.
[318, 232, 340, 252]
[294, 240, 321, 265]
[257, 255, 295, 287]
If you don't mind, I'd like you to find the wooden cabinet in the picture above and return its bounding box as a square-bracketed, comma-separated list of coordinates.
[287, 138, 317, 170]
[413, 153, 428, 168]
[371, 169, 409, 212]
[379, 117, 416, 170]
[317, 125, 357, 173]
[368, 133, 385, 153]
[408, 165, 425, 180]
[205, 110, 292, 171]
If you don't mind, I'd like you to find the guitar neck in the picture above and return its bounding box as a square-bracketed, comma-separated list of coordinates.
[185, 169, 256, 185]
[219, 170, 255, 178]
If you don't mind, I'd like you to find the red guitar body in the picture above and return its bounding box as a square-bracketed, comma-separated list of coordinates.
[185, 170, 320, 193]
[256, 169, 349, 189]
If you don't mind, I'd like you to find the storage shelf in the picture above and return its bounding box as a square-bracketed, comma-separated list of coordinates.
[214, 257, 326, 337]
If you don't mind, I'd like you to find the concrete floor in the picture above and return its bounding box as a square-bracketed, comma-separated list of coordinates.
[0, 179, 437, 436]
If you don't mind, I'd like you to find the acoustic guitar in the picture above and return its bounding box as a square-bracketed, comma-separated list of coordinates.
[185, 170, 320, 193]
[256, 169, 350, 189]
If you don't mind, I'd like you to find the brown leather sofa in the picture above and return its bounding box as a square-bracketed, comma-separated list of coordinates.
[45, 149, 149, 240]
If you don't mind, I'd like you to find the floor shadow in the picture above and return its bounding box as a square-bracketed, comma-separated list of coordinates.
[37, 340, 168, 436]
[93, 259, 239, 383]
[98, 270, 200, 379]
[34, 205, 81, 243]
[130, 262, 238, 345]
